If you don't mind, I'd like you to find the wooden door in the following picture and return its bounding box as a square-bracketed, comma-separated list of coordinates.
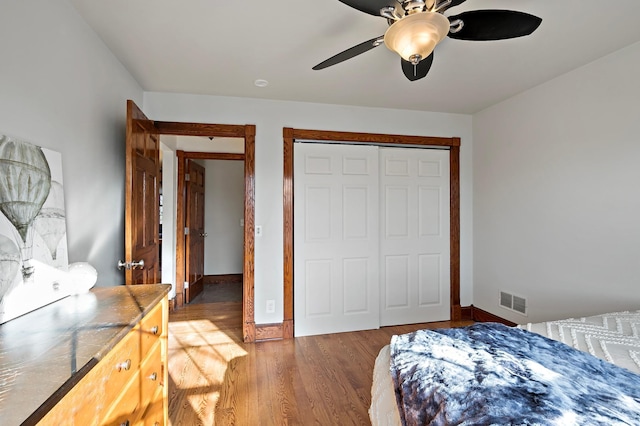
[124, 100, 161, 284]
[185, 160, 205, 302]
[293, 143, 380, 337]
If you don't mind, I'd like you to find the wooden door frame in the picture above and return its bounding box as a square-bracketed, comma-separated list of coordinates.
[283, 128, 461, 339]
[155, 122, 257, 343]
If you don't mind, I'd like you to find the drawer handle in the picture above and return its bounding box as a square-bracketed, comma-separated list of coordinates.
[150, 325, 159, 335]
[116, 359, 132, 372]
[148, 372, 158, 381]
[120, 421, 130, 426]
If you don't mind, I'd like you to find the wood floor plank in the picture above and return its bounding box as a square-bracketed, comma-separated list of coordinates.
[167, 300, 472, 425]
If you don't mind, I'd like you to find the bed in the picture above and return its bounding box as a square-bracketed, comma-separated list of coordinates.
[370, 310, 640, 425]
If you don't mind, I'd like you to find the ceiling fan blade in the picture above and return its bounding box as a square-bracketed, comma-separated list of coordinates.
[337, 0, 398, 17]
[313, 36, 383, 70]
[448, 10, 542, 41]
[401, 53, 434, 81]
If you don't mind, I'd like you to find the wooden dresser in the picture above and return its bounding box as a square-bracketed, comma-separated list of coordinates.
[0, 284, 171, 426]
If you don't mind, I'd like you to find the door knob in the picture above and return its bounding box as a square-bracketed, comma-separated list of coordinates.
[130, 259, 145, 269]
[117, 260, 145, 270]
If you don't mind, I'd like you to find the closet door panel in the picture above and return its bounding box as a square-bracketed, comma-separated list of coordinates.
[380, 148, 450, 326]
[294, 143, 380, 337]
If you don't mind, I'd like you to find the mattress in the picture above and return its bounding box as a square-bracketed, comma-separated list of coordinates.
[370, 345, 403, 426]
[369, 310, 640, 426]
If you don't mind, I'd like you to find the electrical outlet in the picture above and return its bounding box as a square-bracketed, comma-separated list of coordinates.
[266, 299, 275, 314]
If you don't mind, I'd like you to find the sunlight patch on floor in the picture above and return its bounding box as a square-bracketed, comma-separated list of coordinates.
[167, 318, 246, 424]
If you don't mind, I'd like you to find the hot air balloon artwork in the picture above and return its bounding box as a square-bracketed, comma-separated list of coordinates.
[0, 234, 20, 304]
[33, 181, 67, 262]
[0, 135, 51, 276]
[0, 133, 70, 324]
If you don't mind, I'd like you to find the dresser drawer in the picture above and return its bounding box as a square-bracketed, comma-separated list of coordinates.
[140, 341, 163, 406]
[71, 326, 141, 425]
[142, 387, 165, 426]
[102, 325, 142, 403]
[140, 302, 164, 355]
[38, 324, 141, 426]
[102, 370, 143, 426]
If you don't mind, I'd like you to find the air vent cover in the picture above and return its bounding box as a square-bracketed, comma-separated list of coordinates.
[500, 291, 512, 309]
[499, 291, 527, 316]
[513, 295, 527, 314]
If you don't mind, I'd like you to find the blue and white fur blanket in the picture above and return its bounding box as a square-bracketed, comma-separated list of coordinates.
[390, 323, 640, 425]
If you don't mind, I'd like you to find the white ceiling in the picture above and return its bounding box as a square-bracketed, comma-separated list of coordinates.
[69, 0, 640, 114]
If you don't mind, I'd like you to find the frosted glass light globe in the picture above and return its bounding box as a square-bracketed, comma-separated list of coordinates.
[384, 12, 450, 64]
[68, 262, 98, 294]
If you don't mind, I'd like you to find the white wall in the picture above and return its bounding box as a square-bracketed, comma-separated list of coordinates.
[0, 0, 143, 286]
[160, 138, 177, 299]
[473, 41, 640, 324]
[203, 160, 245, 275]
[144, 92, 473, 324]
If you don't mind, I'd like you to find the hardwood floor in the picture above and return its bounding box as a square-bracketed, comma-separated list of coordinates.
[168, 300, 472, 425]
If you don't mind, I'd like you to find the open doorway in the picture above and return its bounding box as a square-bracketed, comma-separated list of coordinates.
[180, 148, 245, 306]
[161, 135, 245, 299]
[156, 123, 257, 342]
[197, 158, 244, 304]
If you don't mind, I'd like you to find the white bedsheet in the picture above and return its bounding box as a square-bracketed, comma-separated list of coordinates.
[519, 310, 640, 374]
[369, 310, 640, 425]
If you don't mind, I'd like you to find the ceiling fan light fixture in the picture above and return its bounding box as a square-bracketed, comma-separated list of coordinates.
[384, 12, 450, 64]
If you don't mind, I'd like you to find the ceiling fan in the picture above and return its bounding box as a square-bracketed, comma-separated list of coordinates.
[312, 0, 542, 81]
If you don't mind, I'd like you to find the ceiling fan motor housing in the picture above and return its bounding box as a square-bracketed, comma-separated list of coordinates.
[403, 0, 429, 14]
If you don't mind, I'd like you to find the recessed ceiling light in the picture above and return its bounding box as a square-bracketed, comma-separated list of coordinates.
[254, 79, 269, 88]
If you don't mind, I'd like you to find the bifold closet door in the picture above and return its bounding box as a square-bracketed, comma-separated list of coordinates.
[379, 148, 450, 326]
[294, 143, 380, 337]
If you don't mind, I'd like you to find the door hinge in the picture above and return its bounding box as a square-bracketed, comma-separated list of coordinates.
[184, 174, 191, 182]
[184, 281, 189, 289]
[184, 227, 189, 235]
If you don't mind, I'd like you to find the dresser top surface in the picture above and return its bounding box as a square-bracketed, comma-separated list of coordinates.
[0, 284, 170, 425]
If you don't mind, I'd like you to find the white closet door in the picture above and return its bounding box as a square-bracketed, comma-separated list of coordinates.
[294, 143, 379, 337]
[379, 148, 450, 326]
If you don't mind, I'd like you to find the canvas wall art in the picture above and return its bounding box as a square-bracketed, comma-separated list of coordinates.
[0, 133, 71, 324]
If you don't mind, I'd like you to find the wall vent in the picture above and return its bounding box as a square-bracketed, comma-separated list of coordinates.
[499, 291, 527, 316]
[512, 295, 527, 315]
[500, 291, 512, 309]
